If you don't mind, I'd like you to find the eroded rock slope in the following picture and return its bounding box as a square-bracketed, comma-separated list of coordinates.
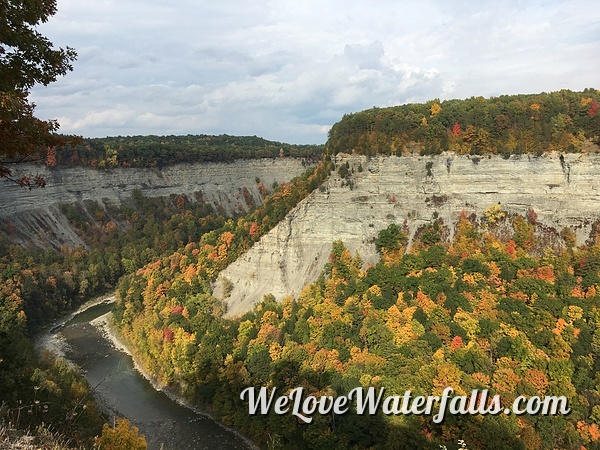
[217, 152, 600, 317]
[0, 158, 310, 248]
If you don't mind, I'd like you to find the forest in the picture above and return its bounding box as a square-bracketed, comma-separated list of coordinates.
[2, 89, 600, 448]
[112, 203, 600, 449]
[326, 89, 600, 157]
[53, 134, 324, 169]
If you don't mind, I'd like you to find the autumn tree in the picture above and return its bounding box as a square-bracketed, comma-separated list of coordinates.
[0, 0, 77, 187]
[97, 418, 147, 450]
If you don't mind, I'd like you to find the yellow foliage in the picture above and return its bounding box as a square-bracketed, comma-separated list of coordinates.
[269, 342, 283, 361]
[566, 305, 584, 323]
[430, 102, 442, 117]
[260, 310, 279, 326]
[453, 310, 480, 340]
[97, 418, 147, 450]
[499, 322, 520, 338]
[360, 374, 372, 387]
[484, 204, 506, 224]
[433, 362, 465, 396]
[368, 285, 382, 297]
[433, 348, 445, 361]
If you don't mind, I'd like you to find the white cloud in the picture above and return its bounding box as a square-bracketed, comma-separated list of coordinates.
[29, 0, 600, 144]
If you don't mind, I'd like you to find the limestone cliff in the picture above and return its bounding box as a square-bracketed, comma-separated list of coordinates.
[0, 158, 310, 248]
[217, 152, 600, 317]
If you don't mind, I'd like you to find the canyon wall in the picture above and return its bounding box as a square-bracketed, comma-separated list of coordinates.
[4, 152, 600, 317]
[0, 158, 311, 248]
[217, 152, 600, 317]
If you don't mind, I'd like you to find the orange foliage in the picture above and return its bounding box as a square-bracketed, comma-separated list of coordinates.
[471, 372, 491, 385]
[586, 285, 597, 298]
[536, 266, 556, 283]
[249, 222, 259, 236]
[578, 421, 600, 443]
[510, 291, 529, 302]
[221, 231, 235, 246]
[571, 285, 585, 298]
[415, 291, 436, 314]
[591, 424, 600, 442]
[46, 276, 57, 289]
[182, 264, 198, 283]
[255, 323, 282, 346]
[553, 317, 567, 335]
[524, 369, 549, 395]
[506, 240, 517, 256]
[450, 335, 463, 350]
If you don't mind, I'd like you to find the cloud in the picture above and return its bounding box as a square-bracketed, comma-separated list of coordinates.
[30, 0, 600, 143]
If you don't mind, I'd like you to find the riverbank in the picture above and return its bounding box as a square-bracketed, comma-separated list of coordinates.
[90, 311, 260, 450]
[34, 293, 116, 361]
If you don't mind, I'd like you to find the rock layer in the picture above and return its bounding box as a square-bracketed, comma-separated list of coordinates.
[218, 152, 600, 317]
[0, 158, 311, 248]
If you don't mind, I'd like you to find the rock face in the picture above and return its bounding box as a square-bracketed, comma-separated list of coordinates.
[5, 152, 600, 318]
[0, 158, 311, 248]
[218, 152, 600, 317]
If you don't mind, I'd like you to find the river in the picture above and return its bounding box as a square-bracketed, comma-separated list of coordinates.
[47, 300, 254, 450]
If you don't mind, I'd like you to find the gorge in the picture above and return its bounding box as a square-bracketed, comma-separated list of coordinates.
[4, 151, 594, 318]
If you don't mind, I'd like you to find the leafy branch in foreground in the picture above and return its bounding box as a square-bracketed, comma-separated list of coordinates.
[0, 0, 79, 188]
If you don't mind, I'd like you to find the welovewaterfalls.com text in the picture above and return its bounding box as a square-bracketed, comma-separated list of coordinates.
[240, 387, 570, 424]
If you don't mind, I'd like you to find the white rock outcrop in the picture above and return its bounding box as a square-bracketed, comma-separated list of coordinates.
[0, 158, 311, 247]
[4, 152, 600, 318]
[218, 152, 600, 317]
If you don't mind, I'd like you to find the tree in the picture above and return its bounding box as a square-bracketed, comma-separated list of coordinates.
[0, 0, 77, 187]
[96, 418, 147, 450]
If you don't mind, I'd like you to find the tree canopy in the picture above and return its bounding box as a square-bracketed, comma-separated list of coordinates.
[326, 89, 600, 157]
[0, 0, 77, 187]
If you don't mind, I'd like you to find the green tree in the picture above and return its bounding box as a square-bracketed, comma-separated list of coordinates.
[0, 0, 77, 187]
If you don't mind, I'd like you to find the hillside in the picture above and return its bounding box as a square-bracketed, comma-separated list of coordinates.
[110, 91, 600, 449]
[115, 164, 600, 449]
[0, 150, 325, 449]
[217, 151, 600, 317]
[0, 158, 312, 248]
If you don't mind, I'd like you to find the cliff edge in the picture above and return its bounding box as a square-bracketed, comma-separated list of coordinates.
[217, 152, 600, 317]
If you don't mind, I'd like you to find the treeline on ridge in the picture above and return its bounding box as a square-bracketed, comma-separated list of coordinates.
[326, 89, 600, 157]
[54, 134, 324, 169]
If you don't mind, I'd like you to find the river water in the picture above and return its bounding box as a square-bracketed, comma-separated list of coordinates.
[53, 301, 253, 450]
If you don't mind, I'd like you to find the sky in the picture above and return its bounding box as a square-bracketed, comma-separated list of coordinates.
[30, 0, 600, 144]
